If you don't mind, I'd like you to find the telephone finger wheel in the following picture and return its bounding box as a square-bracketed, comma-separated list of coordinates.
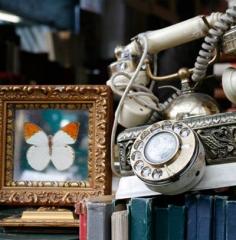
[130, 120, 205, 194]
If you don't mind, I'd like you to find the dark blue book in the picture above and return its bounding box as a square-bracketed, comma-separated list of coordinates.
[213, 196, 228, 240]
[168, 205, 186, 240]
[130, 197, 153, 240]
[196, 195, 213, 240]
[226, 201, 236, 240]
[185, 194, 198, 240]
[153, 206, 169, 240]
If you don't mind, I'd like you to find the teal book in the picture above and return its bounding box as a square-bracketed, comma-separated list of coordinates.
[213, 196, 228, 240]
[130, 197, 153, 240]
[196, 195, 213, 240]
[127, 200, 131, 240]
[153, 206, 169, 240]
[225, 201, 236, 240]
[168, 205, 186, 240]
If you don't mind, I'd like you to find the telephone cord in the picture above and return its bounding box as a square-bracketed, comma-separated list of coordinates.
[192, 5, 236, 82]
[109, 72, 161, 111]
[110, 35, 149, 177]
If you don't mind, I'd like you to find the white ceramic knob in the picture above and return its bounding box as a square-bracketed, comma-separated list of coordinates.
[222, 67, 236, 104]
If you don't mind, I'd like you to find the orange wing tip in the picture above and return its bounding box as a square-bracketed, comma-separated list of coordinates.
[62, 122, 80, 140]
[24, 122, 42, 140]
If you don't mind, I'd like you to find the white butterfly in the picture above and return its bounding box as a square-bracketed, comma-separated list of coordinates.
[23, 122, 80, 172]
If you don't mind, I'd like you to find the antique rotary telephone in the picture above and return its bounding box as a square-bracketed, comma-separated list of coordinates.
[107, 6, 236, 194]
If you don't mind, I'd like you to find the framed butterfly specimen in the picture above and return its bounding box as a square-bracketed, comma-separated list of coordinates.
[23, 122, 80, 172]
[0, 85, 112, 206]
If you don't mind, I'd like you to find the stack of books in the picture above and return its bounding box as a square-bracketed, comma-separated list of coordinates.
[75, 195, 113, 240]
[76, 193, 236, 240]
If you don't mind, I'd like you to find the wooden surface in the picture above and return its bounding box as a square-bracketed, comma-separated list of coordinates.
[0, 233, 78, 240]
[0, 207, 79, 240]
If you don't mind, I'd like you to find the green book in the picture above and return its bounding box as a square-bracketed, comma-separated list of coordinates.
[153, 206, 169, 240]
[168, 205, 186, 240]
[130, 197, 153, 240]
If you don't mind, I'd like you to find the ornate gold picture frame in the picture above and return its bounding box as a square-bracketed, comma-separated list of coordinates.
[0, 85, 112, 206]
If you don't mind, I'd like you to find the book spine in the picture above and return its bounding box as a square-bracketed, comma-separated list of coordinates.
[196, 195, 213, 240]
[87, 202, 112, 240]
[186, 194, 197, 240]
[74, 201, 87, 240]
[111, 210, 128, 240]
[168, 205, 186, 240]
[226, 201, 236, 240]
[153, 207, 169, 240]
[130, 198, 153, 240]
[213, 196, 228, 240]
[80, 213, 87, 240]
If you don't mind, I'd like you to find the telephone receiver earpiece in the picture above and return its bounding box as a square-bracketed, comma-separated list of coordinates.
[222, 67, 236, 104]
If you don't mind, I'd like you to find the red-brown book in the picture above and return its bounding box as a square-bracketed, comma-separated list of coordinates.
[75, 201, 87, 240]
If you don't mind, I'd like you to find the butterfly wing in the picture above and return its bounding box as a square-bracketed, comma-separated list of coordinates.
[51, 122, 80, 171]
[53, 122, 80, 145]
[24, 122, 50, 171]
[26, 145, 51, 171]
[51, 146, 75, 171]
[24, 122, 48, 145]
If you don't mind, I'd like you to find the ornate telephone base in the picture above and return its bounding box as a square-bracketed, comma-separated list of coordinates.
[117, 112, 236, 173]
[117, 112, 236, 195]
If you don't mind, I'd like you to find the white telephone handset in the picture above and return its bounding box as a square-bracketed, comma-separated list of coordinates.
[107, 13, 223, 128]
